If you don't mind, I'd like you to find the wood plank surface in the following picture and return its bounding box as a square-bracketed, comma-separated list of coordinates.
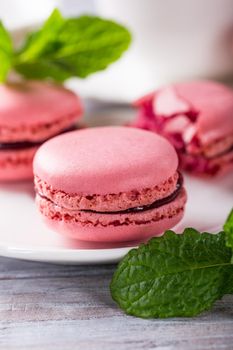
[0, 257, 232, 350]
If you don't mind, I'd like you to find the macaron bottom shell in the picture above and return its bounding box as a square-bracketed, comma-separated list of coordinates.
[42, 213, 184, 243]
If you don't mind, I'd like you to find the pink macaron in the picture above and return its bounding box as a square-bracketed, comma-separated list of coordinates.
[33, 126, 187, 242]
[133, 80, 233, 176]
[0, 80, 82, 181]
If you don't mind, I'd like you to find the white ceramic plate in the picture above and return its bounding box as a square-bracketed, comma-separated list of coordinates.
[0, 173, 232, 264]
[3, 28, 232, 265]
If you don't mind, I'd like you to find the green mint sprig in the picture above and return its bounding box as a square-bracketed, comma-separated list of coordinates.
[110, 210, 233, 318]
[0, 9, 131, 82]
[0, 21, 13, 82]
[224, 209, 233, 261]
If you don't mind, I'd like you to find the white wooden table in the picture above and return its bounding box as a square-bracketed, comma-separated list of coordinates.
[0, 256, 232, 350]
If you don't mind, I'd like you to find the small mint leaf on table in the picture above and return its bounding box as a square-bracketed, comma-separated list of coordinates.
[0, 21, 13, 82]
[14, 10, 131, 81]
[223, 272, 233, 295]
[224, 209, 233, 257]
[110, 229, 233, 318]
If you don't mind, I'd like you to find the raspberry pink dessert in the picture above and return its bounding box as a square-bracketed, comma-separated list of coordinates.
[133, 81, 233, 176]
[33, 127, 187, 242]
[0, 81, 82, 181]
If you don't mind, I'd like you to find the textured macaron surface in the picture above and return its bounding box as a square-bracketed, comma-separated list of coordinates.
[0, 81, 82, 142]
[36, 188, 186, 230]
[34, 172, 179, 212]
[34, 127, 178, 196]
[134, 80, 233, 176]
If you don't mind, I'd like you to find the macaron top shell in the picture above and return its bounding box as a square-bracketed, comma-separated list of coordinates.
[153, 81, 233, 145]
[0, 81, 82, 127]
[34, 127, 178, 195]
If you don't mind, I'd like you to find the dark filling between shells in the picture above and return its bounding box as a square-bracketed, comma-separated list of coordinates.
[83, 173, 183, 214]
[0, 124, 77, 150]
[38, 173, 183, 215]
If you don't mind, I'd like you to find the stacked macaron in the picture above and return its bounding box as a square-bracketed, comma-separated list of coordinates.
[133, 81, 233, 176]
[33, 127, 187, 242]
[0, 81, 82, 181]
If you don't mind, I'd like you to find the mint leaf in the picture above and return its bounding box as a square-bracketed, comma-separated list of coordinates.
[0, 21, 13, 82]
[50, 16, 132, 78]
[17, 9, 64, 62]
[110, 229, 233, 318]
[223, 272, 233, 294]
[14, 11, 131, 81]
[224, 209, 233, 255]
[14, 9, 69, 81]
[14, 60, 71, 82]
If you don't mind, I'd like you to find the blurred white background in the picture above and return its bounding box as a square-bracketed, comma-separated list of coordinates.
[0, 0, 94, 29]
[1, 0, 233, 101]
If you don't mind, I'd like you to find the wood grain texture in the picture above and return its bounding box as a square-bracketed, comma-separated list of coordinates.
[0, 256, 232, 350]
